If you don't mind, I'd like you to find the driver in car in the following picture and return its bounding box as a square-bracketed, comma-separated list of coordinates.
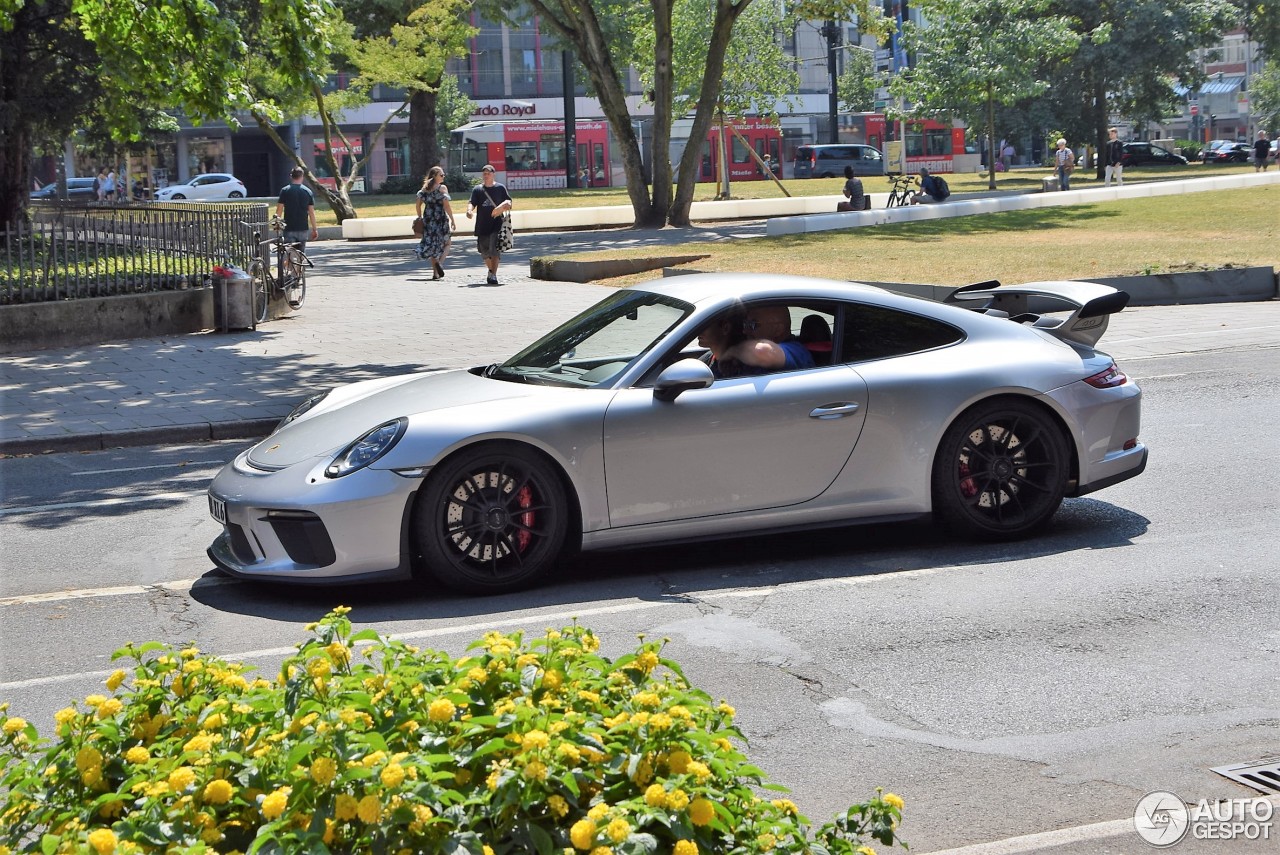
[700, 305, 814, 377]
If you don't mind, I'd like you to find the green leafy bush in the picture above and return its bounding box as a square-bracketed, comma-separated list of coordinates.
[0, 610, 904, 854]
[377, 176, 419, 195]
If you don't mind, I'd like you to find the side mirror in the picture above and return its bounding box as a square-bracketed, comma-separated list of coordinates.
[653, 358, 715, 402]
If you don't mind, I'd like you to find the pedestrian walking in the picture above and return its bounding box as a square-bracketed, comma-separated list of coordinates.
[94, 167, 107, 201]
[466, 164, 512, 285]
[276, 167, 318, 251]
[1254, 131, 1270, 172]
[102, 169, 118, 202]
[1104, 127, 1125, 187]
[414, 166, 456, 280]
[1054, 138, 1074, 191]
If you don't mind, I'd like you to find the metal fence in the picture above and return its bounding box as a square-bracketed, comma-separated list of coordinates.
[1, 201, 269, 305]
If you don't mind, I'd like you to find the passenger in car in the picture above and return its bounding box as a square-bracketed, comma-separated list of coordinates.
[697, 307, 750, 378]
[722, 305, 816, 372]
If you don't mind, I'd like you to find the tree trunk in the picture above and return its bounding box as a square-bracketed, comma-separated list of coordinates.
[1092, 74, 1108, 180]
[648, 0, 674, 227]
[251, 112, 358, 222]
[409, 86, 441, 181]
[670, 0, 751, 226]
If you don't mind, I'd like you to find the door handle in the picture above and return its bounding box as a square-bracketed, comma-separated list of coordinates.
[809, 402, 860, 419]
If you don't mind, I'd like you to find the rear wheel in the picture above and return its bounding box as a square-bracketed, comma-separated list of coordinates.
[932, 399, 1069, 540]
[413, 445, 569, 594]
[229, 190, 244, 198]
[284, 250, 306, 310]
[249, 259, 269, 324]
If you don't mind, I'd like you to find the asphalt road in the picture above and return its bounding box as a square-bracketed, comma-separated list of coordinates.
[1, 345, 1278, 853]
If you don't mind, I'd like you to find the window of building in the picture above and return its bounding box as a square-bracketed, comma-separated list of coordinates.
[385, 137, 410, 178]
[187, 137, 226, 175]
[471, 17, 506, 99]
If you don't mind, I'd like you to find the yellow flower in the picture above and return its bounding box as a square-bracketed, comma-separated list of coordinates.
[674, 842, 698, 855]
[307, 657, 331, 679]
[648, 713, 673, 730]
[468, 667, 488, 683]
[665, 789, 689, 811]
[758, 833, 777, 851]
[75, 746, 103, 772]
[125, 746, 150, 764]
[95, 698, 123, 719]
[357, 793, 381, 823]
[686, 760, 711, 782]
[548, 794, 569, 817]
[325, 641, 350, 666]
[335, 793, 358, 821]
[771, 798, 799, 816]
[84, 694, 106, 708]
[106, 669, 127, 692]
[588, 802, 610, 821]
[311, 756, 338, 787]
[883, 792, 904, 811]
[688, 797, 714, 826]
[54, 707, 77, 726]
[606, 818, 631, 844]
[667, 750, 691, 774]
[523, 760, 548, 781]
[87, 828, 117, 854]
[635, 650, 659, 672]
[201, 712, 225, 730]
[2, 718, 26, 735]
[644, 784, 666, 807]
[523, 729, 550, 749]
[483, 848, 495, 855]
[381, 763, 405, 788]
[557, 743, 581, 764]
[633, 691, 660, 707]
[856, 847, 876, 855]
[168, 766, 196, 792]
[542, 670, 563, 690]
[184, 733, 218, 753]
[261, 788, 289, 820]
[570, 818, 596, 850]
[203, 779, 234, 805]
[428, 698, 456, 723]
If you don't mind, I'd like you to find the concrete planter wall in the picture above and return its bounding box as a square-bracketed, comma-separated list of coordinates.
[0, 289, 213, 354]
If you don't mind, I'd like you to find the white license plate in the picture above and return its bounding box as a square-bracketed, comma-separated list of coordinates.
[208, 494, 227, 524]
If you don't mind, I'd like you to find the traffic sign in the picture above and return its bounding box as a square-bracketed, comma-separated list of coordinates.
[1190, 103, 1199, 116]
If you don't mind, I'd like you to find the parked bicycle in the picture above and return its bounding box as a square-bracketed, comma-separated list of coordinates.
[885, 175, 918, 208]
[243, 217, 310, 323]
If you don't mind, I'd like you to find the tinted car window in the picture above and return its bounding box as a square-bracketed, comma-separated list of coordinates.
[839, 304, 963, 361]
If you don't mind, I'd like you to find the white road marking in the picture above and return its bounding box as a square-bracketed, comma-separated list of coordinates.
[1107, 323, 1280, 344]
[0, 599, 672, 691]
[71, 462, 226, 476]
[0, 577, 234, 608]
[0, 490, 205, 516]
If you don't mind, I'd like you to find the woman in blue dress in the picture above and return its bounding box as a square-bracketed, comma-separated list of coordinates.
[414, 166, 457, 279]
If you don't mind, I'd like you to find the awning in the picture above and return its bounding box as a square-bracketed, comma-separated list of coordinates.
[1175, 77, 1245, 97]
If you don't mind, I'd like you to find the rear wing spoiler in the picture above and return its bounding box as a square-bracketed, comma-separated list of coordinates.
[943, 279, 1130, 347]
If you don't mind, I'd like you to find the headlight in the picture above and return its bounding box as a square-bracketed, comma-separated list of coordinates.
[275, 391, 329, 432]
[325, 419, 407, 478]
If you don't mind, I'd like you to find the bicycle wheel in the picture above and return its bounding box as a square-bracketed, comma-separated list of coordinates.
[284, 249, 306, 310]
[249, 259, 269, 324]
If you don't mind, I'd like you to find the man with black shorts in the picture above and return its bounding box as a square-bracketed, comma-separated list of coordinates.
[466, 164, 512, 285]
[276, 167, 318, 250]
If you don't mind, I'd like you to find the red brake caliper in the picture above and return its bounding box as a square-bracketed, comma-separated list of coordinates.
[516, 486, 534, 552]
[959, 461, 977, 498]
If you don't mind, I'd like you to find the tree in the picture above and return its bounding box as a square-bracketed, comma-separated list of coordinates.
[1249, 59, 1280, 130]
[1035, 0, 1236, 178]
[838, 44, 877, 114]
[893, 0, 1078, 189]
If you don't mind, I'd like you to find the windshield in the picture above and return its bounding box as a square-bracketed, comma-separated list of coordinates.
[490, 290, 693, 388]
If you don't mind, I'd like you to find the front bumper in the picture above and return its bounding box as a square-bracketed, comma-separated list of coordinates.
[206, 450, 421, 583]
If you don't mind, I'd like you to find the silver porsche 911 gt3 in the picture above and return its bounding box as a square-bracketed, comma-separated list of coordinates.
[208, 273, 1146, 593]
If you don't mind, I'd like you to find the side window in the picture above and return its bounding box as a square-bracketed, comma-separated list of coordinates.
[839, 304, 963, 362]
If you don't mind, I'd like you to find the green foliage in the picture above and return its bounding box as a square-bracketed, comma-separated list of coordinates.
[377, 176, 420, 194]
[1250, 60, 1280, 132]
[0, 610, 905, 854]
[437, 74, 477, 154]
[838, 48, 877, 114]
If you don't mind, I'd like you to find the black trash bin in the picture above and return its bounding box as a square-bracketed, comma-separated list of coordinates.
[211, 265, 256, 332]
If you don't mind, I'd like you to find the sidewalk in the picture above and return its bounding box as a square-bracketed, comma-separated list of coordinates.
[2, 225, 1279, 456]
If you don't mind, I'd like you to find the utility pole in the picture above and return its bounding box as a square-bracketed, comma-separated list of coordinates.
[825, 21, 840, 143]
[563, 51, 578, 188]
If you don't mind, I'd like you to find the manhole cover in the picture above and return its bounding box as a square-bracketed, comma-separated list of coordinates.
[1212, 759, 1280, 794]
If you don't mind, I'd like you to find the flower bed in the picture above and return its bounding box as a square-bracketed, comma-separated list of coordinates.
[0, 609, 904, 854]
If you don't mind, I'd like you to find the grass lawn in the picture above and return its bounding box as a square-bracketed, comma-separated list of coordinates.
[317, 163, 1275, 288]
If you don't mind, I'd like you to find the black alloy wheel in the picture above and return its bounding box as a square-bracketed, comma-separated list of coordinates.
[932, 399, 1069, 540]
[414, 445, 568, 594]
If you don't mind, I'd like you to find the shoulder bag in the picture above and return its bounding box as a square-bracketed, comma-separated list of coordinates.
[482, 188, 514, 252]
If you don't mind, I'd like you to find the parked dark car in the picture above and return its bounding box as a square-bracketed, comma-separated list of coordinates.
[1120, 142, 1188, 167]
[30, 178, 98, 200]
[1203, 140, 1250, 164]
[792, 144, 886, 178]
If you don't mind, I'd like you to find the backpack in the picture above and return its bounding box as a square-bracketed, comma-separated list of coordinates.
[933, 176, 950, 200]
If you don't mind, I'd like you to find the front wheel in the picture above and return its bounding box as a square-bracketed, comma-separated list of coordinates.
[413, 445, 569, 594]
[932, 399, 1069, 540]
[284, 265, 306, 311]
[248, 259, 269, 324]
[170, 193, 186, 200]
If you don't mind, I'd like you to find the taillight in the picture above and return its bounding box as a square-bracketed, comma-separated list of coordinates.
[1084, 362, 1127, 388]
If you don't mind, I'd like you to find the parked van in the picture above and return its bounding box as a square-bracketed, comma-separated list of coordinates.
[792, 144, 886, 178]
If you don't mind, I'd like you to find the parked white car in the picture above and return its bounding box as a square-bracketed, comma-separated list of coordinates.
[154, 173, 248, 201]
